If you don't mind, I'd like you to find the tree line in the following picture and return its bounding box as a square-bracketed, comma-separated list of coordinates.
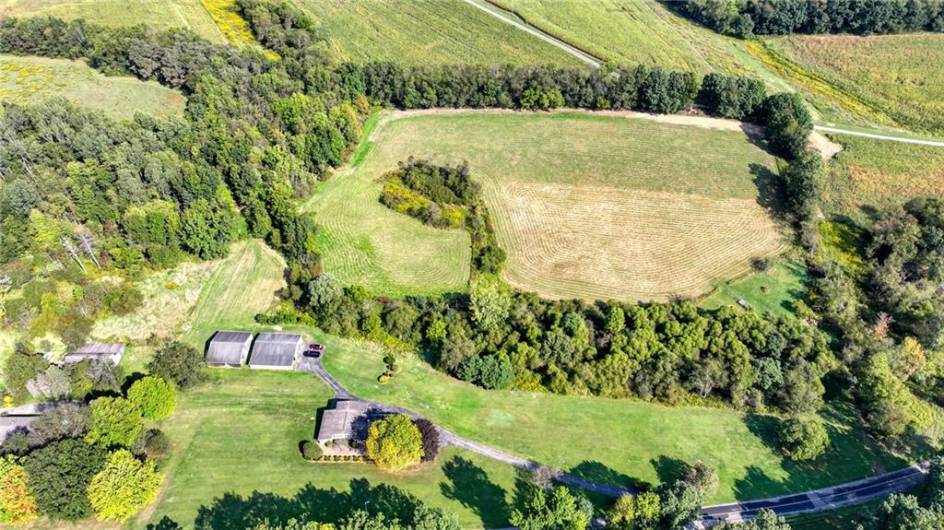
[670, 0, 944, 38]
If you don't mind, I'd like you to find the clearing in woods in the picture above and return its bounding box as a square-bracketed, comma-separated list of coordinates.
[0, 0, 229, 43]
[309, 110, 783, 302]
[0, 54, 185, 120]
[297, 0, 581, 65]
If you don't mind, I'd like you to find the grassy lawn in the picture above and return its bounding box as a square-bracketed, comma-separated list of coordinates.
[754, 34, 944, 134]
[297, 0, 580, 66]
[308, 110, 784, 302]
[316, 330, 904, 504]
[135, 370, 528, 529]
[823, 134, 944, 215]
[0, 54, 185, 120]
[0, 0, 228, 43]
[700, 259, 809, 317]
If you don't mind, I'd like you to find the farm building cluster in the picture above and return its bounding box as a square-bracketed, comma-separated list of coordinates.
[205, 331, 306, 370]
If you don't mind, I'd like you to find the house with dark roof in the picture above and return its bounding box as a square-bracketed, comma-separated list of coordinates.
[248, 332, 303, 370]
[206, 331, 253, 367]
[315, 399, 387, 455]
[63, 343, 125, 366]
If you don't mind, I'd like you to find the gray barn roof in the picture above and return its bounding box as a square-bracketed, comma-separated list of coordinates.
[249, 332, 302, 367]
[63, 343, 125, 365]
[206, 331, 253, 365]
[317, 400, 372, 442]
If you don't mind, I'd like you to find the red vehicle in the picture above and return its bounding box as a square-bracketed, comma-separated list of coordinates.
[304, 343, 325, 357]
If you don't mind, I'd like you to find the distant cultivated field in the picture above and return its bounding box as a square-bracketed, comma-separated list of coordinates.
[762, 34, 944, 134]
[0, 0, 228, 43]
[489, 0, 758, 73]
[297, 0, 580, 65]
[823, 135, 944, 214]
[310, 110, 783, 301]
[0, 54, 185, 120]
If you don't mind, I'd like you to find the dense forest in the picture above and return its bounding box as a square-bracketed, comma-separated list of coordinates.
[670, 0, 944, 37]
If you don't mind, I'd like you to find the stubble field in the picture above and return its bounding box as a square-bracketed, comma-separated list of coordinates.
[310, 110, 784, 301]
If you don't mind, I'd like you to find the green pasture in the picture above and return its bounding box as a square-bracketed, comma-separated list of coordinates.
[317, 331, 904, 504]
[701, 259, 809, 317]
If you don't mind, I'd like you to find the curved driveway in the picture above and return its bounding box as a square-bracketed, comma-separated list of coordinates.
[307, 356, 927, 526]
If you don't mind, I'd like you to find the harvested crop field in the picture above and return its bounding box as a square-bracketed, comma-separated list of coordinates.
[310, 110, 784, 301]
[0, 54, 185, 119]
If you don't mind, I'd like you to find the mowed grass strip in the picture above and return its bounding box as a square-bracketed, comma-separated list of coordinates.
[317, 331, 902, 504]
[764, 34, 944, 134]
[311, 110, 783, 301]
[823, 135, 944, 214]
[136, 370, 526, 530]
[0, 0, 228, 43]
[0, 54, 185, 120]
[297, 0, 580, 65]
[183, 239, 286, 344]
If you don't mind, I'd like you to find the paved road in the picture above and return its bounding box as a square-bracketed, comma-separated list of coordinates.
[307, 356, 927, 524]
[696, 463, 929, 527]
[463, 0, 944, 149]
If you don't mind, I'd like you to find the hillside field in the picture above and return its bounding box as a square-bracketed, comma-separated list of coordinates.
[0, 54, 185, 120]
[133, 370, 530, 530]
[823, 135, 944, 215]
[758, 34, 944, 135]
[297, 0, 580, 65]
[0, 0, 228, 43]
[309, 110, 784, 302]
[317, 331, 902, 504]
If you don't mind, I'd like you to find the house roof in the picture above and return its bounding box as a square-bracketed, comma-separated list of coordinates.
[316, 400, 372, 442]
[249, 333, 302, 367]
[63, 343, 125, 364]
[206, 331, 253, 365]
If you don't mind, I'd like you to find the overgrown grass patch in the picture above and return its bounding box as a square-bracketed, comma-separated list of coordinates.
[0, 54, 185, 120]
[0, 0, 228, 42]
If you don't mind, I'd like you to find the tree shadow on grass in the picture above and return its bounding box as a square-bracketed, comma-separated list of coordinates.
[750, 162, 789, 223]
[191, 478, 423, 530]
[651, 455, 689, 485]
[567, 460, 651, 491]
[440, 456, 510, 528]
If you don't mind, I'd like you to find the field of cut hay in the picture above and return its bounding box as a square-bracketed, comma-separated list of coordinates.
[311, 110, 783, 301]
[297, 0, 580, 65]
[0, 54, 185, 120]
[0, 0, 228, 43]
[762, 34, 944, 134]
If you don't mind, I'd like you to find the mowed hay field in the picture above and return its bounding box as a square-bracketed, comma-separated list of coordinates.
[0, 54, 185, 120]
[823, 135, 944, 213]
[0, 0, 228, 43]
[312, 110, 783, 301]
[297, 0, 580, 65]
[762, 34, 944, 134]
